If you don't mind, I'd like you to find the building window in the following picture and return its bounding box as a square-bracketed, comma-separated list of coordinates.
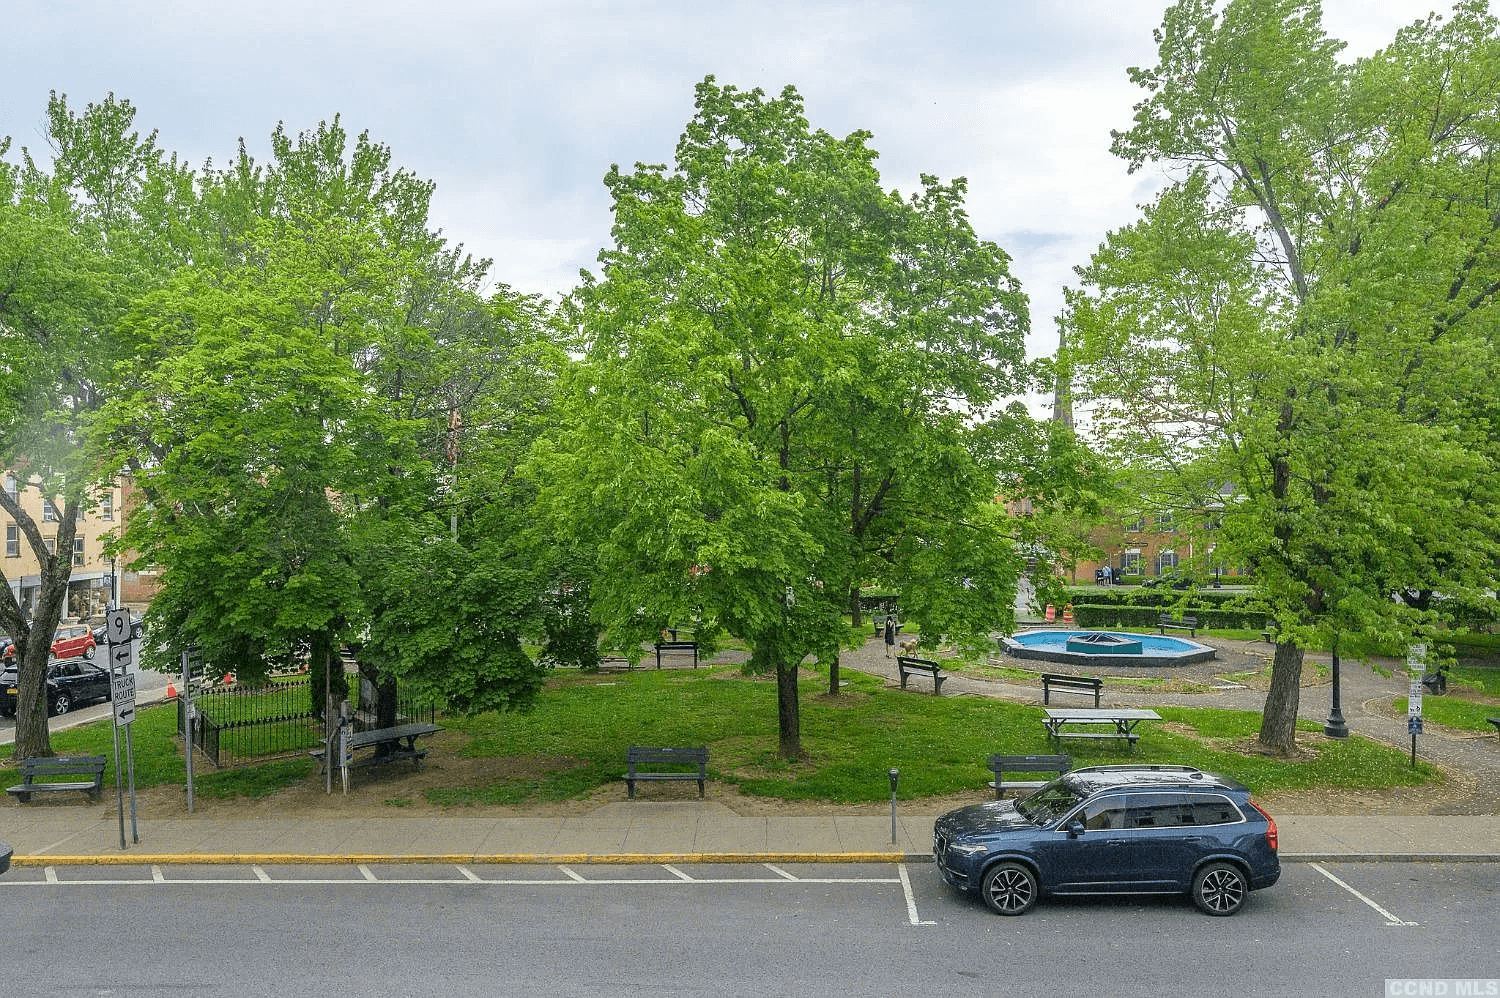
[73, 537, 85, 566]
[5, 524, 16, 557]
[1156, 512, 1176, 532]
[43, 499, 59, 522]
[3, 473, 15, 498]
[100, 493, 114, 521]
[1125, 517, 1145, 533]
[1158, 549, 1179, 573]
[44, 536, 56, 556]
[1121, 548, 1142, 575]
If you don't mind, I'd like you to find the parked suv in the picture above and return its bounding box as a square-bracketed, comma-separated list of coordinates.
[933, 765, 1280, 916]
[0, 660, 112, 717]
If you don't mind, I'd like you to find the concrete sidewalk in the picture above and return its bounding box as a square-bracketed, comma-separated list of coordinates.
[4, 801, 1498, 866]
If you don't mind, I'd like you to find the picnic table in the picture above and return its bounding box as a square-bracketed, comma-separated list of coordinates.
[1041, 707, 1161, 753]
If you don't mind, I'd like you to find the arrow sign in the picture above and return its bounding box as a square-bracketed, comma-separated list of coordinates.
[112, 674, 136, 727]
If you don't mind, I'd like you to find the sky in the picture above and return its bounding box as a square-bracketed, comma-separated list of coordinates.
[0, 0, 1459, 381]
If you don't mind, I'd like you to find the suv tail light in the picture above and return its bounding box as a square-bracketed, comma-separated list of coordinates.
[1249, 800, 1278, 851]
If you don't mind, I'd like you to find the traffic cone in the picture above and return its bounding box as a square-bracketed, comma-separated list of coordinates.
[165, 682, 177, 699]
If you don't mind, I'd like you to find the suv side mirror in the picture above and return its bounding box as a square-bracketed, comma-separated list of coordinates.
[1066, 819, 1085, 838]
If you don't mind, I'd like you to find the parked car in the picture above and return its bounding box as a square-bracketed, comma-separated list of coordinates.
[933, 765, 1280, 916]
[49, 624, 97, 661]
[0, 659, 112, 717]
[0, 625, 97, 662]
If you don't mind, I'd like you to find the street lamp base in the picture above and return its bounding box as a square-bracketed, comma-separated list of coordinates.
[1324, 711, 1349, 739]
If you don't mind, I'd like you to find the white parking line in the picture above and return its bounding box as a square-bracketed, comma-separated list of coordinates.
[764, 864, 799, 881]
[898, 864, 933, 926]
[1310, 863, 1417, 926]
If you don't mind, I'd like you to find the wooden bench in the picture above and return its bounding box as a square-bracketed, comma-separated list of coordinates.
[1041, 673, 1103, 707]
[311, 722, 441, 774]
[653, 641, 699, 668]
[6, 755, 108, 803]
[987, 753, 1071, 798]
[1158, 613, 1199, 636]
[625, 746, 708, 798]
[896, 656, 946, 694]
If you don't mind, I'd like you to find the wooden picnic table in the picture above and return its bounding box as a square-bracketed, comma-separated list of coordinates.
[1041, 708, 1161, 753]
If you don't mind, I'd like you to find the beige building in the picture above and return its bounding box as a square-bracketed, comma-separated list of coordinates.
[3, 470, 125, 621]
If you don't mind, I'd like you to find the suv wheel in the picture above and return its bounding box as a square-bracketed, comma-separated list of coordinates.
[1192, 862, 1247, 916]
[50, 694, 71, 716]
[981, 862, 1038, 916]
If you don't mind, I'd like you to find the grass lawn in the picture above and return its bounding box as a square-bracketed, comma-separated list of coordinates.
[3, 664, 1451, 807]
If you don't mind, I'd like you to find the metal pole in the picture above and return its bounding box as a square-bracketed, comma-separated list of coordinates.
[125, 723, 139, 843]
[182, 649, 195, 813]
[888, 768, 900, 844]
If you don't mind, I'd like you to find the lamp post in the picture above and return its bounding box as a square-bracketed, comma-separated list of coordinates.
[1324, 633, 1348, 738]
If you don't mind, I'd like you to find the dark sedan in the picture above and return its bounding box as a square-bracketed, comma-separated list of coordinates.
[934, 765, 1281, 916]
[0, 660, 114, 717]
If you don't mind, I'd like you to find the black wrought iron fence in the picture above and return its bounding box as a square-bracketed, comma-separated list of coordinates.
[177, 676, 434, 769]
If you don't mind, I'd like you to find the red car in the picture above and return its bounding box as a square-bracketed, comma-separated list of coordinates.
[50, 625, 97, 660]
[0, 625, 96, 661]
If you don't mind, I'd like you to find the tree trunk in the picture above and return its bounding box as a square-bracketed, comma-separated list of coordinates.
[1257, 640, 1304, 754]
[776, 661, 802, 760]
[827, 651, 840, 697]
[11, 534, 74, 760]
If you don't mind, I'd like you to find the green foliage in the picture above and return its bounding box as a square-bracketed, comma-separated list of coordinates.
[1065, 1, 1500, 749]
[542, 77, 1037, 757]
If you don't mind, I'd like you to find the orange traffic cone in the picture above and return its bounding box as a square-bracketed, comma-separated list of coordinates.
[1044, 604, 1056, 623]
[1062, 605, 1074, 624]
[165, 682, 177, 699]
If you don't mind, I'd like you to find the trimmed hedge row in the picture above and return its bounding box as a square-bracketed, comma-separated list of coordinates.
[1070, 602, 1272, 632]
[1064, 587, 1265, 611]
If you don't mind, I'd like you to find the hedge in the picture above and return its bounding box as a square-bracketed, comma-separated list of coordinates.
[1070, 602, 1272, 631]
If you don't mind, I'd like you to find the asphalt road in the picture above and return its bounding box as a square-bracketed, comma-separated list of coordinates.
[0, 860, 1495, 996]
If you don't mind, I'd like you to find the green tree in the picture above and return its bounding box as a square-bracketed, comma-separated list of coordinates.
[0, 92, 192, 759]
[1065, 1, 1500, 751]
[97, 117, 557, 719]
[540, 78, 1035, 760]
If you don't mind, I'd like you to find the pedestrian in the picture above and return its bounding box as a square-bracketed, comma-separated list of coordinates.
[883, 615, 896, 657]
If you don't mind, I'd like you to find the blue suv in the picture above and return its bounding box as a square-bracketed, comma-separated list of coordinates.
[933, 765, 1280, 916]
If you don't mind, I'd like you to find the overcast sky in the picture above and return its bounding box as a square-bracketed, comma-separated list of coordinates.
[1, 1, 1462, 372]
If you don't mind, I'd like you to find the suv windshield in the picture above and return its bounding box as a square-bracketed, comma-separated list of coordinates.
[1016, 782, 1085, 824]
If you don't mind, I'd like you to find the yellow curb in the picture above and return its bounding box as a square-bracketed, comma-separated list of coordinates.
[13, 851, 917, 866]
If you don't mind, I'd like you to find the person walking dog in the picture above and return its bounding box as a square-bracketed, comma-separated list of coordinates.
[883, 615, 897, 657]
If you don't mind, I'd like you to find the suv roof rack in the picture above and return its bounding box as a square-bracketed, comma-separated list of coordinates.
[1070, 764, 1209, 779]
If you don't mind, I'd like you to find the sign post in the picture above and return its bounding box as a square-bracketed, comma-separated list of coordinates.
[1407, 644, 1426, 767]
[106, 608, 139, 846]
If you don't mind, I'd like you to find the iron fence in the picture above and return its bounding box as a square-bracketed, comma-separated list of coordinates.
[177, 675, 434, 769]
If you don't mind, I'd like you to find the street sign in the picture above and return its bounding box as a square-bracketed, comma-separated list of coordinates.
[106, 608, 133, 647]
[1408, 716, 1423, 735]
[112, 674, 136, 727]
[111, 642, 134, 673]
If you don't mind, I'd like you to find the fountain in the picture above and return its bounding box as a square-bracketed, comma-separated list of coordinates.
[1002, 629, 1215, 667]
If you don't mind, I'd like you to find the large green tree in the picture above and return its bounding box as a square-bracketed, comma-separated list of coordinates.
[1065, 1, 1500, 751]
[96, 116, 557, 718]
[540, 78, 1036, 760]
[0, 93, 194, 758]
